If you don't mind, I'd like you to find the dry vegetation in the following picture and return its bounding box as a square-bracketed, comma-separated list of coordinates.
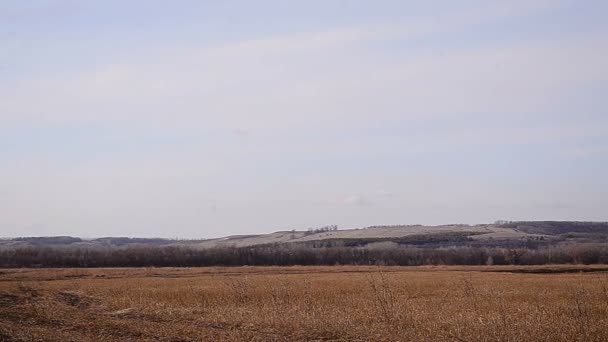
[1, 266, 607, 341]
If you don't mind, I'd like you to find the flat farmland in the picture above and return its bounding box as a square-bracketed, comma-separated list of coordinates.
[1, 266, 607, 341]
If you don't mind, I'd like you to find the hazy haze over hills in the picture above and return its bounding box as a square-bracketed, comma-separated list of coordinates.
[2, 221, 607, 249]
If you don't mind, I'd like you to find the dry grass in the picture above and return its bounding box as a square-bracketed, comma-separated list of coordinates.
[0, 266, 607, 341]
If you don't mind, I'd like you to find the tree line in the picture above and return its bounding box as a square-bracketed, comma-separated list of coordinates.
[1, 243, 607, 268]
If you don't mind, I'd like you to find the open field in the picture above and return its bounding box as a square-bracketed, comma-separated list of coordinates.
[1, 266, 607, 341]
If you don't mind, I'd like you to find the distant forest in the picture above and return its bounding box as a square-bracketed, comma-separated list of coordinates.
[1, 221, 607, 268]
[1, 244, 608, 268]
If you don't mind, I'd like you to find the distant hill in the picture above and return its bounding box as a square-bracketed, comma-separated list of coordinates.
[0, 236, 190, 248]
[2, 221, 607, 250]
[497, 221, 608, 235]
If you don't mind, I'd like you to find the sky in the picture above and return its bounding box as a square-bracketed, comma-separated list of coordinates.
[1, 0, 607, 238]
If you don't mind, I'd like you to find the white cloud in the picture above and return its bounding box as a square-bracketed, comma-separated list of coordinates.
[4, 34, 605, 134]
[377, 190, 396, 198]
[561, 145, 608, 159]
[0, 0, 586, 130]
[344, 195, 370, 206]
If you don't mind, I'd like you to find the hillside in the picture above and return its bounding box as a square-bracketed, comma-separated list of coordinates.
[2, 221, 606, 250]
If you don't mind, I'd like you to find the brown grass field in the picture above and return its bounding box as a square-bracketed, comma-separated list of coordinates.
[1, 266, 607, 341]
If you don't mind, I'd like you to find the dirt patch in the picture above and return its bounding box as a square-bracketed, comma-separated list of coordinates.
[103, 307, 148, 320]
[0, 328, 14, 342]
[17, 285, 40, 298]
[56, 291, 94, 308]
[0, 293, 21, 307]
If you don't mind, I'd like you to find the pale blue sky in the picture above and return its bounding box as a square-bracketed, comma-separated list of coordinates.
[1, 1, 607, 238]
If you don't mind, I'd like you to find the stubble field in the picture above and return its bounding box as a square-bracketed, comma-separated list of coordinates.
[0, 266, 607, 341]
